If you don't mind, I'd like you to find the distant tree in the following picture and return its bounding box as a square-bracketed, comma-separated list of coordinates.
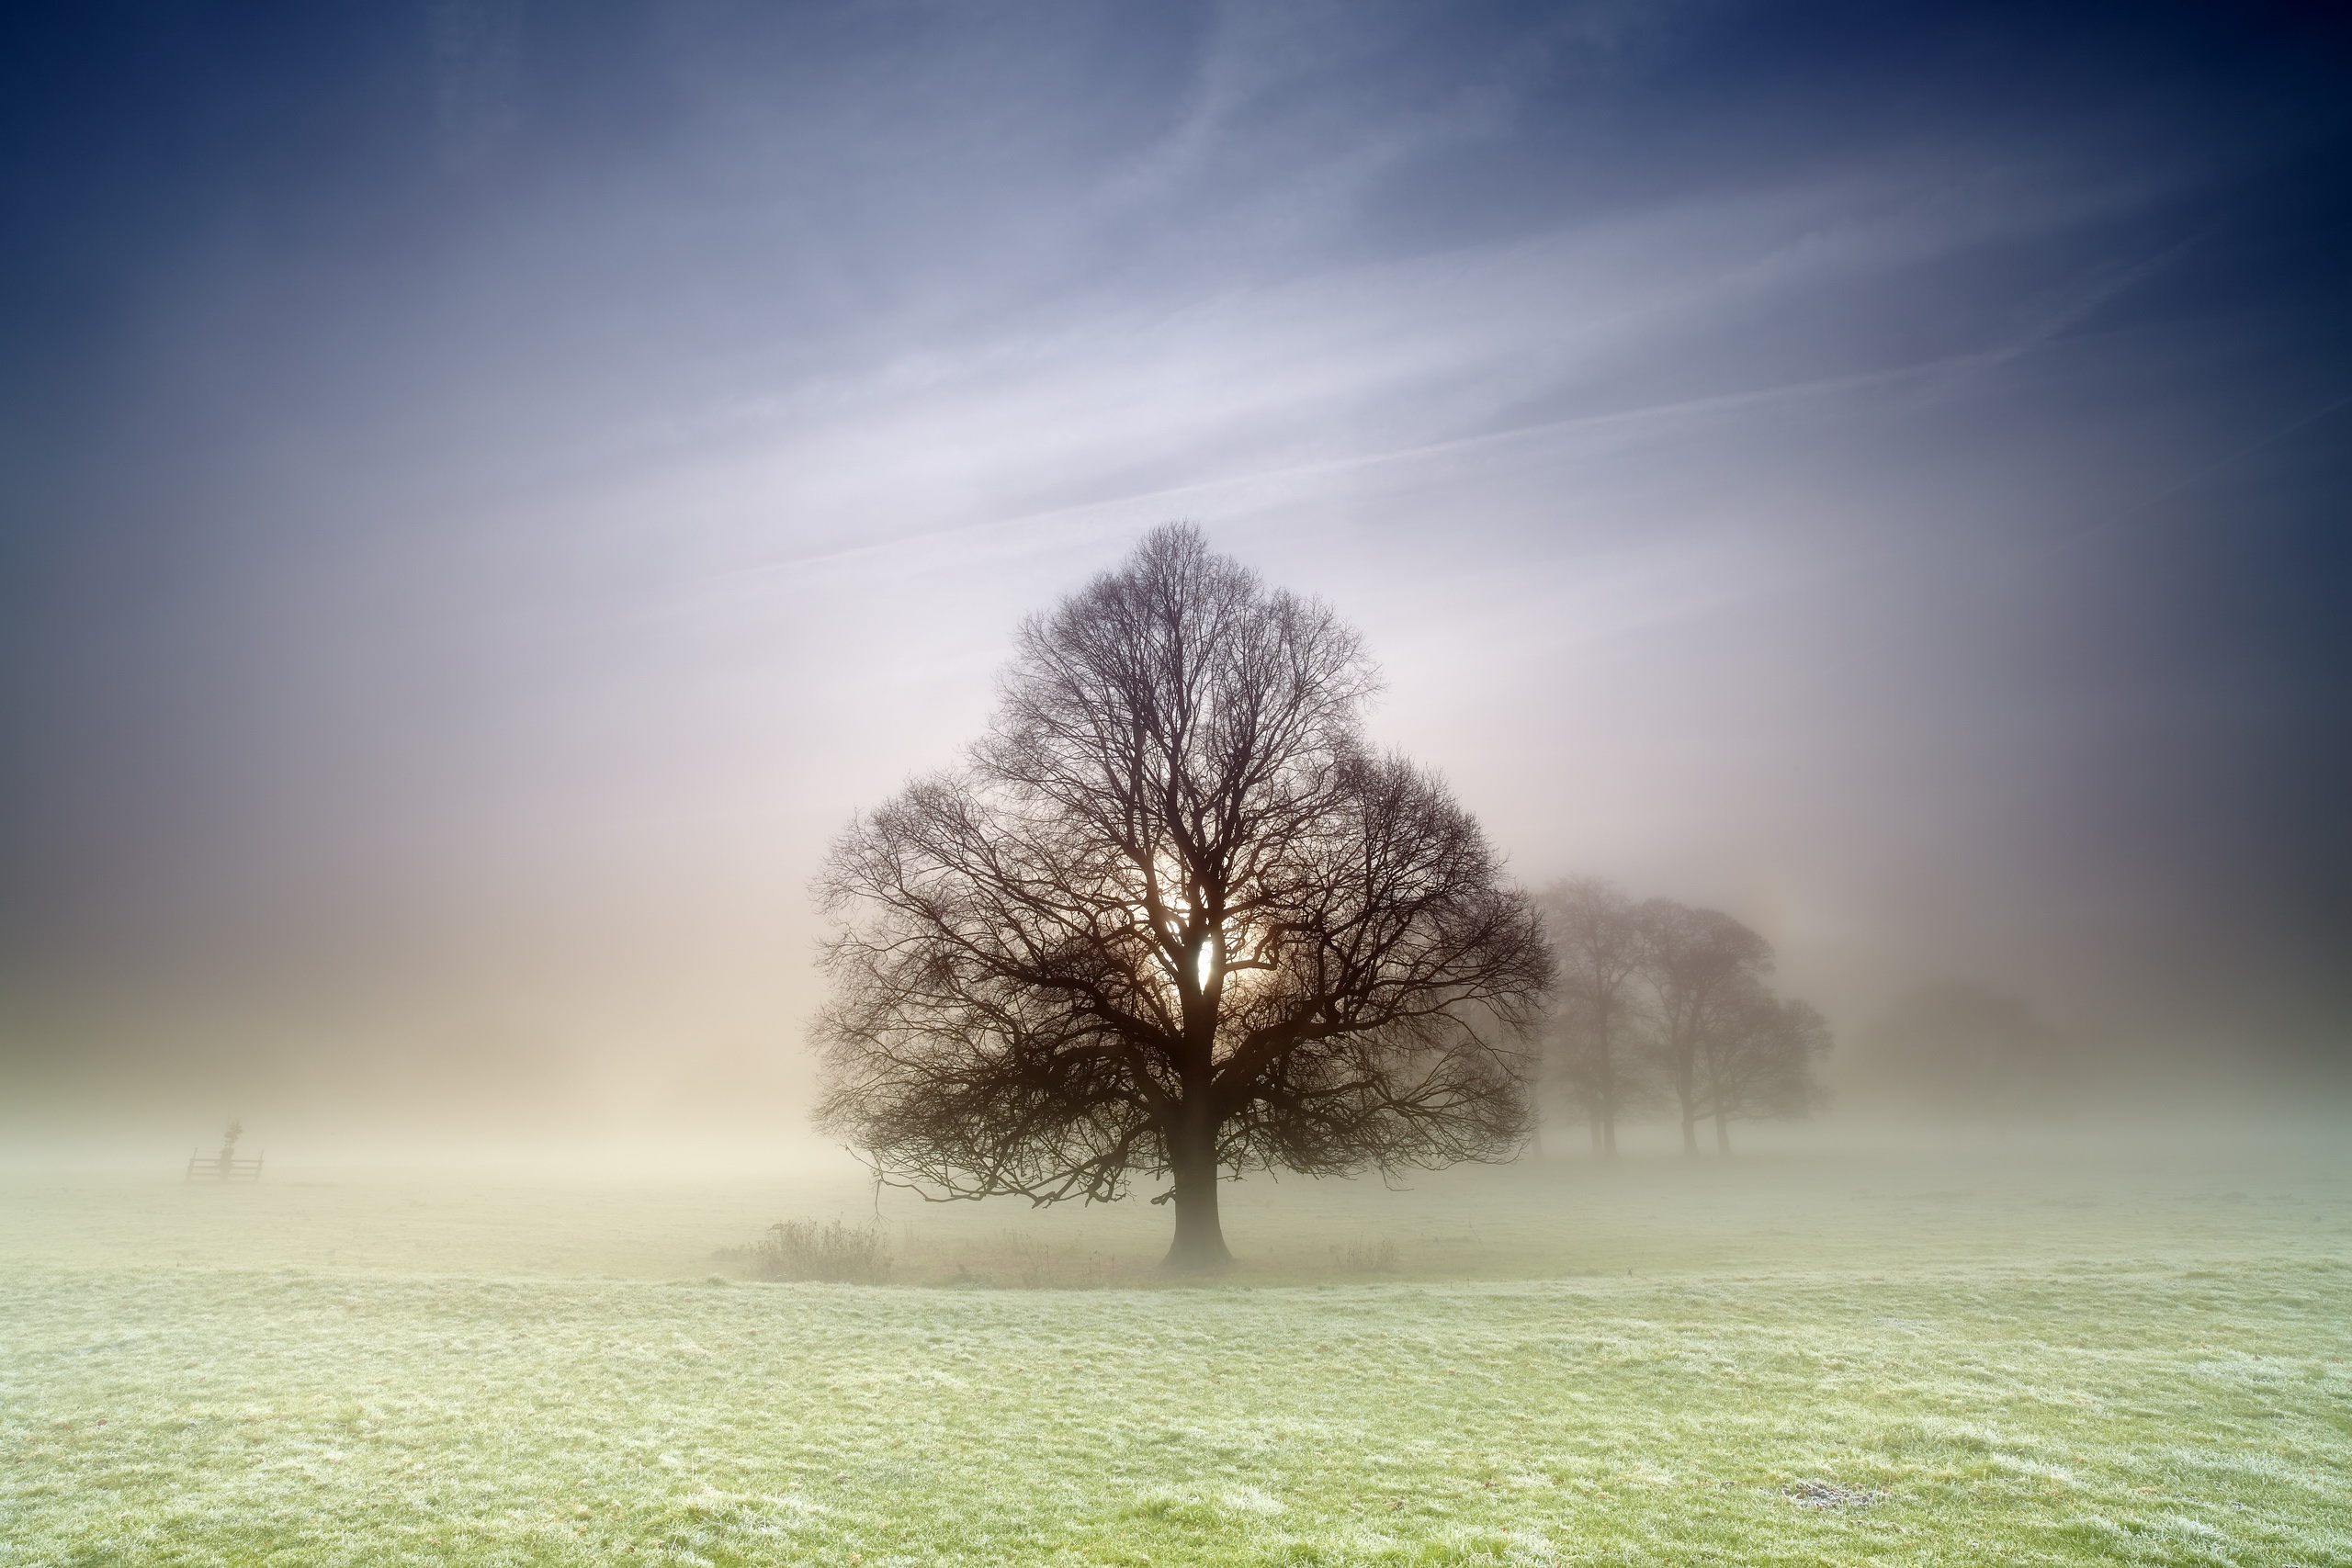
[1695, 991, 1832, 1151]
[813, 525, 1554, 1270]
[1537, 877, 1653, 1156]
[1849, 980, 2072, 1120]
[1635, 900, 1784, 1155]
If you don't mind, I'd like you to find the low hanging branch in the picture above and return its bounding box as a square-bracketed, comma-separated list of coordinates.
[813, 525, 1553, 1269]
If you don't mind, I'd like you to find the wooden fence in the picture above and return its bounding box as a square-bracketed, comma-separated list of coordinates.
[186, 1151, 264, 1180]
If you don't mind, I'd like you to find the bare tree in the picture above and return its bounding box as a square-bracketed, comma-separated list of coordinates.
[814, 525, 1553, 1270]
[1637, 900, 1774, 1155]
[1537, 877, 1651, 1156]
[1695, 990, 1832, 1151]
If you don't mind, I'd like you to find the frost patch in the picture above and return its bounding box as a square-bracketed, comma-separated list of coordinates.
[1782, 1479, 1883, 1509]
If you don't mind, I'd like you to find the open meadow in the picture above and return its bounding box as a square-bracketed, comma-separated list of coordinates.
[5, 1136, 2349, 1567]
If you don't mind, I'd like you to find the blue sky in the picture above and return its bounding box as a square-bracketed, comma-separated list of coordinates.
[3, 0, 2346, 1137]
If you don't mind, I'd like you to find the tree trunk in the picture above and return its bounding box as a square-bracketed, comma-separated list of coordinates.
[1674, 1050, 1699, 1156]
[1602, 1117, 1617, 1156]
[1713, 1111, 1730, 1153]
[1589, 1115, 1604, 1155]
[1162, 1107, 1232, 1271]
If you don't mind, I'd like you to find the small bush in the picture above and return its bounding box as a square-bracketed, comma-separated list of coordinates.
[1000, 1229, 1053, 1288]
[1334, 1238, 1399, 1273]
[724, 1220, 891, 1284]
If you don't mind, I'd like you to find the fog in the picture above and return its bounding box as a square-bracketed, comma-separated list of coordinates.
[3, 0, 2347, 1165]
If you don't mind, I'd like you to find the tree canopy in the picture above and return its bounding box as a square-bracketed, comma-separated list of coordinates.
[1540, 881, 1830, 1154]
[814, 525, 1552, 1268]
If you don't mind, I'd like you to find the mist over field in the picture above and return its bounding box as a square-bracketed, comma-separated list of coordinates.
[2, 6, 2348, 1562]
[3, 0, 2347, 1167]
[8, 1140, 2351, 1564]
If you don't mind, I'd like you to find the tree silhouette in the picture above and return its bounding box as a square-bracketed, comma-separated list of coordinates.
[1538, 878, 1652, 1156]
[814, 525, 1552, 1269]
[1638, 900, 1774, 1155]
[1636, 899, 1829, 1152]
[1696, 991, 1832, 1151]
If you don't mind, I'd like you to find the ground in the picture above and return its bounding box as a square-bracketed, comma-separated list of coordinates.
[4, 1134, 2348, 1566]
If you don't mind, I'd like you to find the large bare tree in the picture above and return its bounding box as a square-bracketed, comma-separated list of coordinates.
[814, 525, 1553, 1269]
[1537, 877, 1652, 1156]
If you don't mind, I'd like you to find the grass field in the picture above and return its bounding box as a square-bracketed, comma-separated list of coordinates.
[5, 1137, 2349, 1565]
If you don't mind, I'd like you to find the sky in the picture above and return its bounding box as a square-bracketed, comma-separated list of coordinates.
[3, 0, 2348, 1150]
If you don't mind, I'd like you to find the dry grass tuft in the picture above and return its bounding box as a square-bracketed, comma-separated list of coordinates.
[722, 1219, 891, 1283]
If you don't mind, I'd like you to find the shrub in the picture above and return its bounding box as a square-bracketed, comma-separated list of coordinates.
[726, 1220, 891, 1284]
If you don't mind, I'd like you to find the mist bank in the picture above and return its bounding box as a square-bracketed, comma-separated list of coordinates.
[3, 3, 2346, 1168]
[6, 1069, 2345, 1177]
[8, 930, 2342, 1164]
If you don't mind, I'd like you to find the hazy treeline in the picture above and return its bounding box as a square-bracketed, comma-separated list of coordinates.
[1540, 877, 2109, 1147]
[1845, 979, 2082, 1123]
[1539, 878, 1830, 1155]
